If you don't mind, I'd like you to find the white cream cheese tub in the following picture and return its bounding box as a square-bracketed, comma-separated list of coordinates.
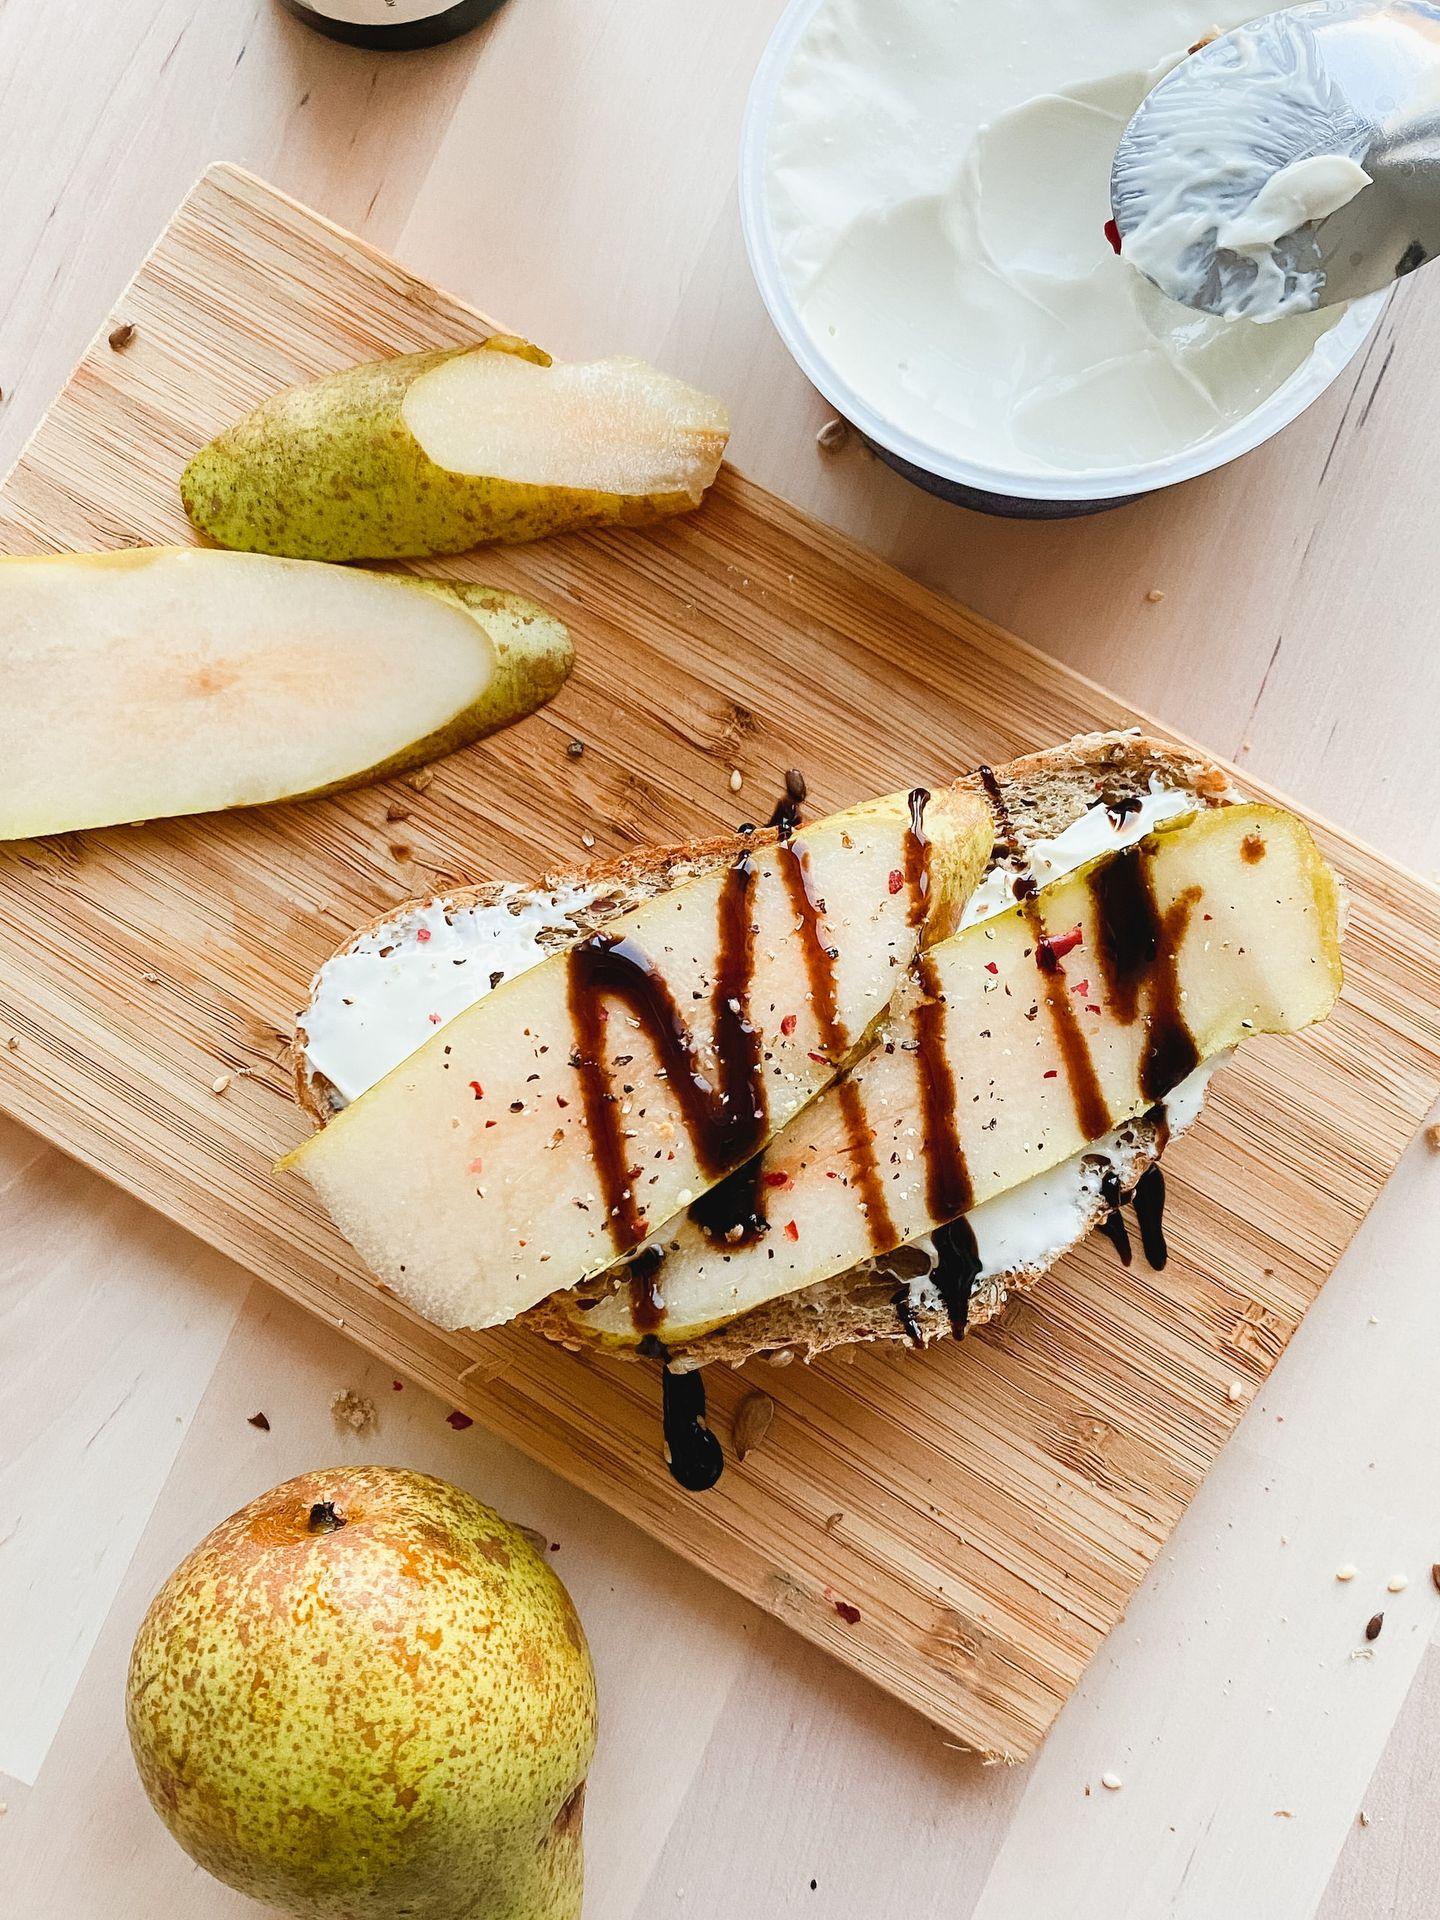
[740, 0, 1385, 517]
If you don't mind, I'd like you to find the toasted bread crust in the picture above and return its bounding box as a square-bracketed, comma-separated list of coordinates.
[295, 732, 1237, 1367]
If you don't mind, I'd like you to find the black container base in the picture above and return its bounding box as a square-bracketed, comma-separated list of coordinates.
[861, 433, 1139, 520]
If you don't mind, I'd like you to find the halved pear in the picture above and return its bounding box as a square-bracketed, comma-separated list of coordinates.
[572, 803, 1343, 1346]
[280, 786, 994, 1330]
[0, 547, 572, 839]
[180, 335, 730, 561]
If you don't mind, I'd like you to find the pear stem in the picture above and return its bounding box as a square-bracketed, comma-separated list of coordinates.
[307, 1500, 346, 1535]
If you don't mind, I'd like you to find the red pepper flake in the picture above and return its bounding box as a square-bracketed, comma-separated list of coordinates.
[467, 1157, 483, 1174]
[1071, 978, 1091, 997]
[807, 1050, 827, 1064]
[1044, 1069, 1058, 1080]
[985, 961, 999, 975]
[391, 1380, 404, 1391]
[887, 869, 904, 895]
[557, 1096, 569, 1109]
[427, 1012, 442, 1025]
[446, 1410, 473, 1431]
[1104, 216, 1122, 254]
[1087, 1004, 1102, 1016]
[764, 1170, 792, 1189]
[784, 1220, 800, 1241]
[834, 1600, 861, 1624]
[469, 1080, 483, 1099]
[415, 927, 432, 943]
[485, 1119, 496, 1129]
[781, 1013, 798, 1036]
[1046, 923, 1083, 962]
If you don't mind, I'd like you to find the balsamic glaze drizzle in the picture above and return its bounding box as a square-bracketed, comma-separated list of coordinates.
[566, 845, 769, 1310]
[929, 1216, 983, 1338]
[978, 767, 1112, 1141]
[766, 767, 808, 835]
[641, 1336, 724, 1491]
[1090, 847, 1201, 1100]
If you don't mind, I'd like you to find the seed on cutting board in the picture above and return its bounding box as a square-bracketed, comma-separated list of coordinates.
[1387, 1574, 1408, 1593]
[1335, 1564, 1357, 1582]
[732, 1389, 775, 1461]
[566, 739, 585, 758]
[816, 417, 849, 452]
[107, 321, 137, 351]
[210, 1072, 231, 1094]
[729, 768, 743, 792]
[1101, 1772, 1123, 1791]
[1365, 1611, 1384, 1641]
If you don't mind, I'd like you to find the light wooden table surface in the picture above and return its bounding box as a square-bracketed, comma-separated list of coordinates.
[2, 3, 1438, 1915]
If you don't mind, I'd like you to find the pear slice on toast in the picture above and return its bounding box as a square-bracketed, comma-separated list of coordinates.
[280, 785, 993, 1330]
[181, 336, 730, 561]
[570, 803, 1343, 1346]
[0, 547, 571, 840]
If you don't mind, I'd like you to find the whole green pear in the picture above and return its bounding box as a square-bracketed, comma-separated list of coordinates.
[126, 1466, 597, 1920]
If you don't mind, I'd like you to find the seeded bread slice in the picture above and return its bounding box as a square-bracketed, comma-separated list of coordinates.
[294, 731, 1236, 1368]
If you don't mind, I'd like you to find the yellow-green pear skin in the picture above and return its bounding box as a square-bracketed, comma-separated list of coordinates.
[125, 1466, 597, 1920]
[181, 334, 730, 561]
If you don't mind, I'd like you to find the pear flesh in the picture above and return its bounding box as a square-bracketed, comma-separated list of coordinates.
[126, 1466, 597, 1920]
[281, 786, 994, 1330]
[0, 547, 572, 839]
[572, 804, 1344, 1345]
[181, 336, 731, 561]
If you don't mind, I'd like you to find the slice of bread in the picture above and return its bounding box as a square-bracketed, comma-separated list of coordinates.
[294, 730, 1236, 1369]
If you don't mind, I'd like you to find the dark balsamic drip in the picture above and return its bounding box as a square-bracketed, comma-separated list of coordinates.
[1089, 846, 1201, 1100]
[626, 1246, 665, 1333]
[1096, 1157, 1168, 1272]
[779, 833, 900, 1250]
[767, 767, 808, 835]
[687, 1151, 767, 1245]
[892, 1286, 926, 1347]
[1104, 790, 1144, 828]
[567, 846, 768, 1283]
[930, 1216, 982, 1338]
[978, 766, 1111, 1142]
[914, 948, 974, 1226]
[1097, 1169, 1132, 1266]
[640, 1337, 725, 1491]
[1131, 1166, 1168, 1269]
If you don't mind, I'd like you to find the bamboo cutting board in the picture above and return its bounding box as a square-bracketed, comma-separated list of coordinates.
[3, 164, 1438, 1762]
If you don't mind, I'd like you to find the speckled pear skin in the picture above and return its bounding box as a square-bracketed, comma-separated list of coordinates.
[181, 334, 708, 561]
[125, 1466, 597, 1920]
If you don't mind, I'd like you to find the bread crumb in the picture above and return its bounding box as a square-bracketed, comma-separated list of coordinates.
[816, 417, 849, 453]
[1274, 1808, 1295, 1819]
[581, 832, 596, 850]
[1336, 1564, 1357, 1581]
[1426, 1123, 1440, 1151]
[330, 1388, 377, 1437]
[210, 1073, 231, 1095]
[108, 321, 137, 351]
[1359, 1809, 1371, 1827]
[405, 767, 435, 793]
[1101, 1772, 1123, 1791]
[1226, 1379, 1245, 1403]
[1145, 588, 1165, 603]
[1387, 1574, 1408, 1593]
[729, 768, 743, 793]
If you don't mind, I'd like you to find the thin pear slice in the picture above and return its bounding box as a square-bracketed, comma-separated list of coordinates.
[0, 548, 572, 841]
[280, 786, 994, 1330]
[181, 335, 730, 561]
[572, 803, 1343, 1346]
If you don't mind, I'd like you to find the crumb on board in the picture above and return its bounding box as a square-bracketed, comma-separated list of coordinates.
[1426, 1122, 1440, 1152]
[1145, 588, 1165, 603]
[247, 1411, 270, 1432]
[1101, 1772, 1123, 1791]
[729, 767, 744, 793]
[108, 321, 137, 350]
[405, 767, 435, 793]
[816, 417, 849, 453]
[1336, 1564, 1357, 1582]
[330, 1388, 377, 1437]
[210, 1072, 231, 1095]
